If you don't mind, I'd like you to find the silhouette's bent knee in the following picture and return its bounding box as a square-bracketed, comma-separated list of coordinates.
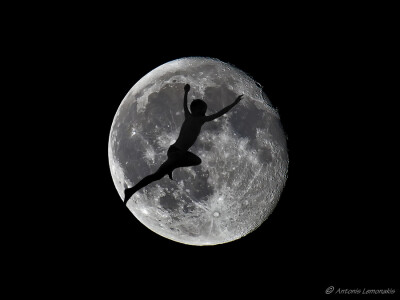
[194, 157, 202, 165]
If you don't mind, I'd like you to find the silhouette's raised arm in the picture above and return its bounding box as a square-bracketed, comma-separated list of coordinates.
[204, 94, 243, 122]
[183, 84, 191, 116]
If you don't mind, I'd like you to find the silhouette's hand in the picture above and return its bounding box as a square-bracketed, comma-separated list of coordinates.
[184, 84, 190, 92]
[234, 94, 244, 104]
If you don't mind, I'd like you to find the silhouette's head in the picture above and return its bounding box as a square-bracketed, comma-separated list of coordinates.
[190, 99, 207, 116]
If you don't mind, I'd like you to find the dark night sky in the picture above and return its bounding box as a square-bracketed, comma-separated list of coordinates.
[25, 4, 397, 297]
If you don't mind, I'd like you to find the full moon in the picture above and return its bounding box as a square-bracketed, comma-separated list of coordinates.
[108, 57, 288, 245]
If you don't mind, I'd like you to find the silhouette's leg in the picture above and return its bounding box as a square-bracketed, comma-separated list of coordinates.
[124, 152, 201, 205]
[124, 171, 166, 204]
[124, 159, 175, 204]
[178, 151, 202, 167]
[163, 151, 201, 180]
[165, 148, 181, 181]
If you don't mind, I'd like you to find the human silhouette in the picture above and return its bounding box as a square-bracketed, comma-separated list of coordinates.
[124, 84, 243, 204]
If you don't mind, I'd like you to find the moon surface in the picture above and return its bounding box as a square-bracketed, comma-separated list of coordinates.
[108, 57, 288, 245]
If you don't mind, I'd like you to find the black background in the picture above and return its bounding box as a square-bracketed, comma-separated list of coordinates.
[24, 4, 397, 297]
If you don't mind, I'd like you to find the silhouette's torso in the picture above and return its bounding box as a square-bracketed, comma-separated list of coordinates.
[172, 114, 206, 151]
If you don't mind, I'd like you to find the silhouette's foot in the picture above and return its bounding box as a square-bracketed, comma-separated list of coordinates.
[168, 170, 174, 181]
[124, 188, 135, 204]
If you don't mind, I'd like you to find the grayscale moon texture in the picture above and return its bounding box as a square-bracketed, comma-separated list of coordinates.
[108, 57, 288, 246]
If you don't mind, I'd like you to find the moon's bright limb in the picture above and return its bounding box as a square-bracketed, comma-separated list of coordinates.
[108, 57, 288, 245]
